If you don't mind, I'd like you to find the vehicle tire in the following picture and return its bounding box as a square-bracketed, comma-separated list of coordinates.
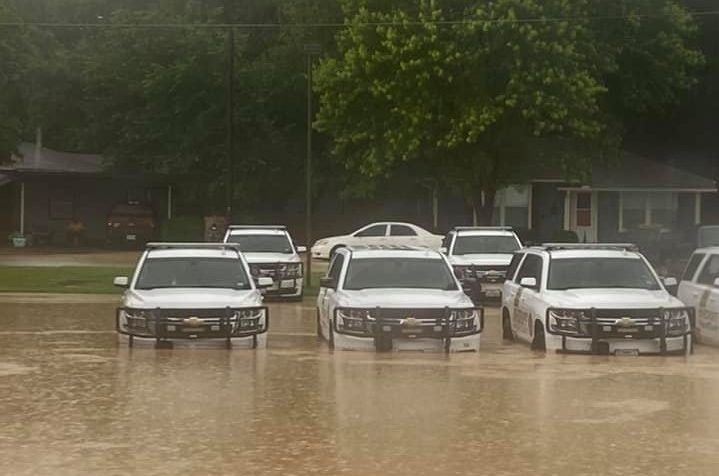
[316, 310, 322, 338]
[328, 317, 335, 350]
[330, 245, 345, 259]
[531, 321, 546, 352]
[502, 309, 514, 341]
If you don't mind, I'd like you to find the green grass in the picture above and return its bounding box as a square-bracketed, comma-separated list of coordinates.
[0, 266, 133, 294]
[0, 267, 326, 296]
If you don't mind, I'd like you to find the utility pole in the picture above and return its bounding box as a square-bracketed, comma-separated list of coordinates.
[225, 27, 235, 222]
[303, 43, 321, 287]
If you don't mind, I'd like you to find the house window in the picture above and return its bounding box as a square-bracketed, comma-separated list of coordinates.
[575, 192, 592, 227]
[492, 186, 530, 228]
[621, 192, 646, 230]
[649, 192, 678, 229]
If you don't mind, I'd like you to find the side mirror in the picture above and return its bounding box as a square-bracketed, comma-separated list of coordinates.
[319, 277, 336, 289]
[296, 245, 307, 254]
[519, 277, 537, 288]
[439, 246, 448, 254]
[713, 277, 719, 288]
[256, 277, 274, 288]
[113, 276, 129, 288]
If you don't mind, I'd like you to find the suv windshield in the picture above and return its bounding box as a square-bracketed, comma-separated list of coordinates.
[453, 235, 520, 255]
[226, 234, 293, 253]
[547, 257, 661, 291]
[343, 258, 458, 291]
[135, 257, 251, 290]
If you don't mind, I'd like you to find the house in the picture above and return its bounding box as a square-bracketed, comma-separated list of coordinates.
[0, 143, 172, 246]
[489, 153, 718, 245]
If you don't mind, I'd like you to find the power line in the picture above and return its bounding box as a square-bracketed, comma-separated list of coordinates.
[0, 10, 718, 30]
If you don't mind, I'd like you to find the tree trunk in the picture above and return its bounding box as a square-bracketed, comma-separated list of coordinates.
[472, 189, 497, 226]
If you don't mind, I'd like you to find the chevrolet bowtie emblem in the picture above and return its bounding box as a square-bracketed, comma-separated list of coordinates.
[183, 317, 203, 327]
[617, 317, 636, 328]
[402, 317, 419, 327]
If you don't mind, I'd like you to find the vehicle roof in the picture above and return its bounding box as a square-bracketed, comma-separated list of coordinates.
[693, 246, 719, 254]
[454, 229, 517, 237]
[528, 248, 642, 259]
[228, 228, 287, 236]
[344, 245, 442, 259]
[362, 221, 420, 227]
[146, 249, 242, 259]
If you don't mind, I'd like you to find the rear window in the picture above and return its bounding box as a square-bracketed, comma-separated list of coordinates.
[110, 204, 154, 217]
[682, 253, 706, 282]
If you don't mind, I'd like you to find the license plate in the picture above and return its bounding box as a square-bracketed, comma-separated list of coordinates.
[280, 280, 295, 289]
[126, 234, 137, 241]
[617, 327, 638, 333]
[485, 289, 500, 297]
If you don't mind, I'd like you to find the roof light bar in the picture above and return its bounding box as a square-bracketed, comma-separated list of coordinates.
[226, 225, 287, 230]
[145, 242, 242, 251]
[538, 243, 639, 252]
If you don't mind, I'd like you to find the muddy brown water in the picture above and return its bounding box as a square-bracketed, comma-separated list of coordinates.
[1, 300, 719, 475]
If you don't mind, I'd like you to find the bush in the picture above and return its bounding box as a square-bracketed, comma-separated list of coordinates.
[161, 216, 204, 241]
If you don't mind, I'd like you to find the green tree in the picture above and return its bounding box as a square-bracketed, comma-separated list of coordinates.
[314, 0, 703, 223]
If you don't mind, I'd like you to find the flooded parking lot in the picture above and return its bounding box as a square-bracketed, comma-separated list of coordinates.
[1, 299, 719, 475]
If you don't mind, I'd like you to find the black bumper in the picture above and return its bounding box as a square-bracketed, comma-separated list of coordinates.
[545, 307, 694, 355]
[116, 306, 269, 348]
[333, 307, 484, 353]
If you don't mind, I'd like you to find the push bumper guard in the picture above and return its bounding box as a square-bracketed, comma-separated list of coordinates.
[116, 306, 269, 348]
[545, 307, 694, 355]
[253, 262, 302, 296]
[333, 307, 484, 353]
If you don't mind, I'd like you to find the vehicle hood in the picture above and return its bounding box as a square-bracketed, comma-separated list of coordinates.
[124, 288, 261, 309]
[337, 288, 473, 308]
[543, 288, 683, 309]
[243, 252, 299, 264]
[449, 254, 513, 267]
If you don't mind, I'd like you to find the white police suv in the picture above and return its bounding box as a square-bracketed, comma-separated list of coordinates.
[316, 245, 483, 352]
[442, 226, 522, 302]
[502, 244, 692, 355]
[224, 225, 305, 300]
[678, 247, 719, 346]
[114, 243, 271, 349]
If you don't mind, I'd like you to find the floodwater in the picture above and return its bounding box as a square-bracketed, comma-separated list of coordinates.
[1, 299, 719, 476]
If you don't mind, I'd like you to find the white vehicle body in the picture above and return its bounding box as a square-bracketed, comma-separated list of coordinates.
[443, 227, 522, 301]
[678, 247, 719, 346]
[115, 243, 269, 349]
[223, 226, 304, 299]
[502, 244, 692, 355]
[310, 222, 443, 260]
[316, 246, 483, 353]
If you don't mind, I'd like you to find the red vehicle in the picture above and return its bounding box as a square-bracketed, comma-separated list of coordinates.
[106, 201, 157, 247]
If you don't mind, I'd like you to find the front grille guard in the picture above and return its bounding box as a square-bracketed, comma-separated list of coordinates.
[116, 306, 269, 348]
[455, 265, 507, 283]
[545, 307, 694, 355]
[333, 306, 484, 353]
[250, 263, 303, 295]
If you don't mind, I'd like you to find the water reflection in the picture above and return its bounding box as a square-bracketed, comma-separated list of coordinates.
[0, 301, 718, 475]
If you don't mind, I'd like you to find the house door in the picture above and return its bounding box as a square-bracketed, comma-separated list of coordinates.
[0, 181, 14, 238]
[571, 191, 597, 242]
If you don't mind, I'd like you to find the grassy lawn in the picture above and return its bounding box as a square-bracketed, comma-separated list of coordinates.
[0, 266, 133, 294]
[0, 266, 325, 296]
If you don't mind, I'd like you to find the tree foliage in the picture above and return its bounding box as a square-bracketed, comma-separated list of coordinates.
[315, 0, 703, 223]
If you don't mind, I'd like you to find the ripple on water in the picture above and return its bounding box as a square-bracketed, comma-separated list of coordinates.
[0, 362, 38, 377]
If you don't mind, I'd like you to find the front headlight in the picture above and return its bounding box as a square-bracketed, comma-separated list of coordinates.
[235, 309, 266, 331]
[453, 266, 471, 279]
[336, 308, 372, 332]
[280, 263, 303, 278]
[125, 309, 148, 328]
[664, 309, 690, 336]
[315, 239, 329, 247]
[548, 309, 584, 334]
[451, 309, 479, 331]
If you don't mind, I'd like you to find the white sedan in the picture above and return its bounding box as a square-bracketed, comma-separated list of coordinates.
[311, 222, 443, 260]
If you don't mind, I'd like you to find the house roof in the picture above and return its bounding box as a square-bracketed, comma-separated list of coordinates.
[1, 142, 104, 175]
[533, 153, 717, 191]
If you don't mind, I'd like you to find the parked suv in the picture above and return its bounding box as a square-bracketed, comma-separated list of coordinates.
[678, 247, 719, 346]
[114, 243, 271, 349]
[502, 243, 692, 355]
[443, 226, 522, 302]
[224, 225, 306, 300]
[106, 201, 157, 248]
[316, 245, 483, 353]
